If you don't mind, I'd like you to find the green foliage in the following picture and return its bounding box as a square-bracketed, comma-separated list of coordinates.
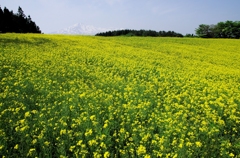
[195, 21, 240, 38]
[0, 34, 240, 157]
[185, 34, 196, 37]
[0, 6, 41, 33]
[96, 29, 183, 37]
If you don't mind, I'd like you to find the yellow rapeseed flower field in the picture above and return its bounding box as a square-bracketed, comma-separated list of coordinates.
[0, 34, 240, 157]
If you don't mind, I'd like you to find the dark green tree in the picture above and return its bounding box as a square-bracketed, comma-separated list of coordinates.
[96, 29, 183, 37]
[17, 6, 25, 18]
[195, 24, 214, 38]
[0, 6, 41, 33]
[3, 7, 13, 32]
[233, 21, 240, 38]
[222, 20, 240, 38]
[17, 6, 26, 32]
[196, 21, 240, 39]
[0, 7, 3, 32]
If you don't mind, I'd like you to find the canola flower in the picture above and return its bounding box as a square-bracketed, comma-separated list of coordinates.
[0, 34, 240, 157]
[195, 141, 202, 148]
[104, 151, 110, 158]
[137, 145, 147, 155]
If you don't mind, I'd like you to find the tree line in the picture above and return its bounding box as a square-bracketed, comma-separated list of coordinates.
[1, 6, 239, 38]
[95, 29, 184, 37]
[195, 21, 240, 38]
[0, 6, 41, 33]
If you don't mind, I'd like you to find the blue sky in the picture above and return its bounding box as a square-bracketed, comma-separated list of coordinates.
[1, 0, 240, 34]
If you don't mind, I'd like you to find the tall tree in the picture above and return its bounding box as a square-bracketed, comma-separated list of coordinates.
[17, 6, 27, 32]
[3, 7, 13, 33]
[196, 21, 240, 38]
[0, 6, 41, 33]
[17, 6, 25, 18]
[233, 21, 240, 38]
[195, 24, 215, 38]
[215, 22, 226, 38]
[0, 7, 3, 32]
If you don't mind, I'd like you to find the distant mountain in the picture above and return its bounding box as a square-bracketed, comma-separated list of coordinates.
[52, 23, 123, 35]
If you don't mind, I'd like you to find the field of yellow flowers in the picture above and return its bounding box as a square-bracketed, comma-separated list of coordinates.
[0, 34, 240, 157]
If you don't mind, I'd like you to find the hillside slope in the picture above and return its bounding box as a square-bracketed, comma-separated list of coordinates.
[1, 34, 240, 157]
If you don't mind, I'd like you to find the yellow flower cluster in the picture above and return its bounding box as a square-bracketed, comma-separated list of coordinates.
[0, 34, 240, 157]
